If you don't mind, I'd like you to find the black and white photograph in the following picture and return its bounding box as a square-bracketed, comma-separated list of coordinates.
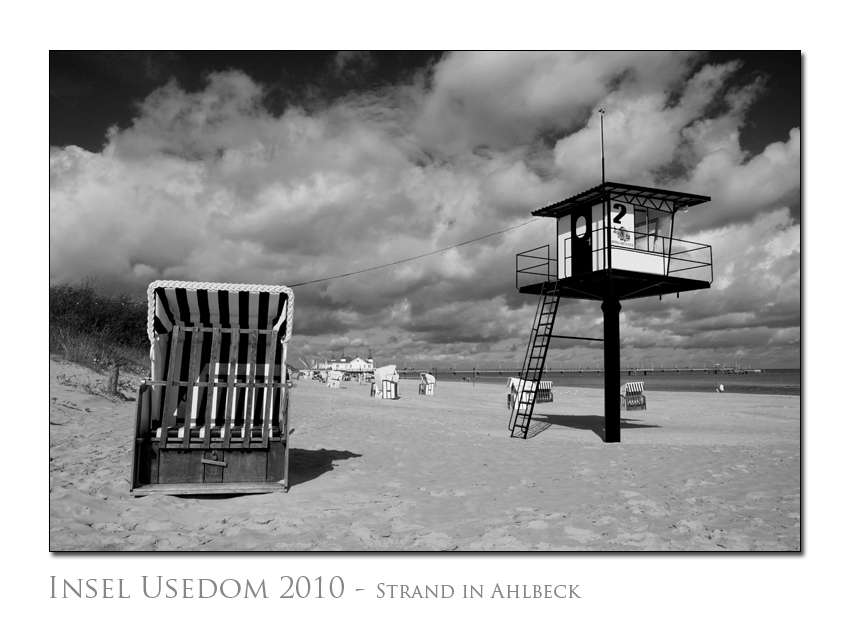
[34, 14, 839, 616]
[49, 49, 801, 553]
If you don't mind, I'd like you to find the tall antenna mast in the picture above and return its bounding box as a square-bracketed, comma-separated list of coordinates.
[599, 108, 605, 184]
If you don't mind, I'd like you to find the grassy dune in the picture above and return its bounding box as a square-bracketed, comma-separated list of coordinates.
[49, 280, 149, 375]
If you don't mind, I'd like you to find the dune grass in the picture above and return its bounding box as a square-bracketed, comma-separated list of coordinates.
[49, 279, 149, 374]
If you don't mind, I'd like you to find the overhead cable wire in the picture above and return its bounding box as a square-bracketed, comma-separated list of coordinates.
[289, 217, 540, 288]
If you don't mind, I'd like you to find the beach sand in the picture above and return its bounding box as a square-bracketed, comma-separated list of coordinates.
[49, 356, 800, 551]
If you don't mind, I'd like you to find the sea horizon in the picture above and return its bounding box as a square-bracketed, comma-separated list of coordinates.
[397, 367, 801, 396]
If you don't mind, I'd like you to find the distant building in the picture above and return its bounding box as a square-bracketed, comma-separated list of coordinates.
[346, 356, 373, 373]
[322, 355, 374, 373]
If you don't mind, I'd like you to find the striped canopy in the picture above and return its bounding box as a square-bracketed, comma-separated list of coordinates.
[147, 281, 294, 344]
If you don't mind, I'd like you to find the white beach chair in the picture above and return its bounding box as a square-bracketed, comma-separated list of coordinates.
[419, 372, 436, 395]
[372, 365, 399, 399]
[507, 376, 538, 409]
[620, 381, 647, 411]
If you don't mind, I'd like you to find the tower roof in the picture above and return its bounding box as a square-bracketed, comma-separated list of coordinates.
[531, 181, 710, 218]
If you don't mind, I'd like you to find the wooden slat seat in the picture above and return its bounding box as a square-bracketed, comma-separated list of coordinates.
[153, 326, 284, 450]
[155, 426, 283, 440]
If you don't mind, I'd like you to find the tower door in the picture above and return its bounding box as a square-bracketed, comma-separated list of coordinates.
[571, 206, 593, 275]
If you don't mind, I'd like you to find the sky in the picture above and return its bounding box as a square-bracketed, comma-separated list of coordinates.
[49, 51, 801, 369]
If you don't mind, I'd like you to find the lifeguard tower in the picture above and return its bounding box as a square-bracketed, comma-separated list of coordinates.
[511, 181, 713, 441]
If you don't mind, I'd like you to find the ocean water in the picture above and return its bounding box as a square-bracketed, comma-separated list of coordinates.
[402, 368, 801, 396]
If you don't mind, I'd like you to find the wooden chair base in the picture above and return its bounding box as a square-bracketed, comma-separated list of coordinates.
[131, 481, 288, 497]
[132, 437, 289, 495]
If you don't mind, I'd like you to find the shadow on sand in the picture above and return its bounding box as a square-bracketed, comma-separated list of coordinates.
[526, 413, 659, 441]
[288, 448, 362, 488]
[171, 448, 362, 499]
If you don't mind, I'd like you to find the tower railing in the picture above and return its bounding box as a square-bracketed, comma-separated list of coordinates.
[666, 239, 713, 282]
[516, 227, 713, 289]
[516, 245, 557, 290]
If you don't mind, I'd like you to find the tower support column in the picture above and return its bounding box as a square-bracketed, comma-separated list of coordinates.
[601, 297, 621, 443]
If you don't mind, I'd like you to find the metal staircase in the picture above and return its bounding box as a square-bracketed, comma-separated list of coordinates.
[509, 286, 560, 438]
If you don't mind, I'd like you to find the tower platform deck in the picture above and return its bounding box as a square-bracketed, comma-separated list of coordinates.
[518, 269, 711, 302]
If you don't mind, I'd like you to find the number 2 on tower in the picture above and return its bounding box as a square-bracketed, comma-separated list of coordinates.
[612, 203, 627, 224]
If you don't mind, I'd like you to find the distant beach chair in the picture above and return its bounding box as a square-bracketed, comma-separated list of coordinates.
[372, 364, 399, 399]
[507, 376, 538, 409]
[507, 377, 519, 408]
[419, 372, 436, 395]
[620, 381, 647, 411]
[131, 281, 294, 496]
[327, 370, 344, 389]
[536, 380, 553, 403]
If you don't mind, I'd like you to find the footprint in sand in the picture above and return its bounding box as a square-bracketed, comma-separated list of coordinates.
[391, 520, 424, 533]
[136, 520, 178, 532]
[469, 535, 530, 551]
[626, 498, 668, 518]
[562, 526, 601, 543]
[673, 520, 709, 536]
[413, 531, 455, 550]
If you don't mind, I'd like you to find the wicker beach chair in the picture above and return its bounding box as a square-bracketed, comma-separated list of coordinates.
[372, 365, 399, 399]
[327, 370, 344, 389]
[620, 381, 647, 411]
[131, 281, 294, 496]
[506, 378, 552, 422]
[506, 376, 538, 409]
[536, 380, 553, 403]
[419, 372, 436, 395]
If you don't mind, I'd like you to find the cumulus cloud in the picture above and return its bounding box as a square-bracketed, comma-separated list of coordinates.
[415, 51, 696, 155]
[49, 52, 800, 367]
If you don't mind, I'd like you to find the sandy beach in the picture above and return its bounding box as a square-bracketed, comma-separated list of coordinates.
[49, 356, 800, 551]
